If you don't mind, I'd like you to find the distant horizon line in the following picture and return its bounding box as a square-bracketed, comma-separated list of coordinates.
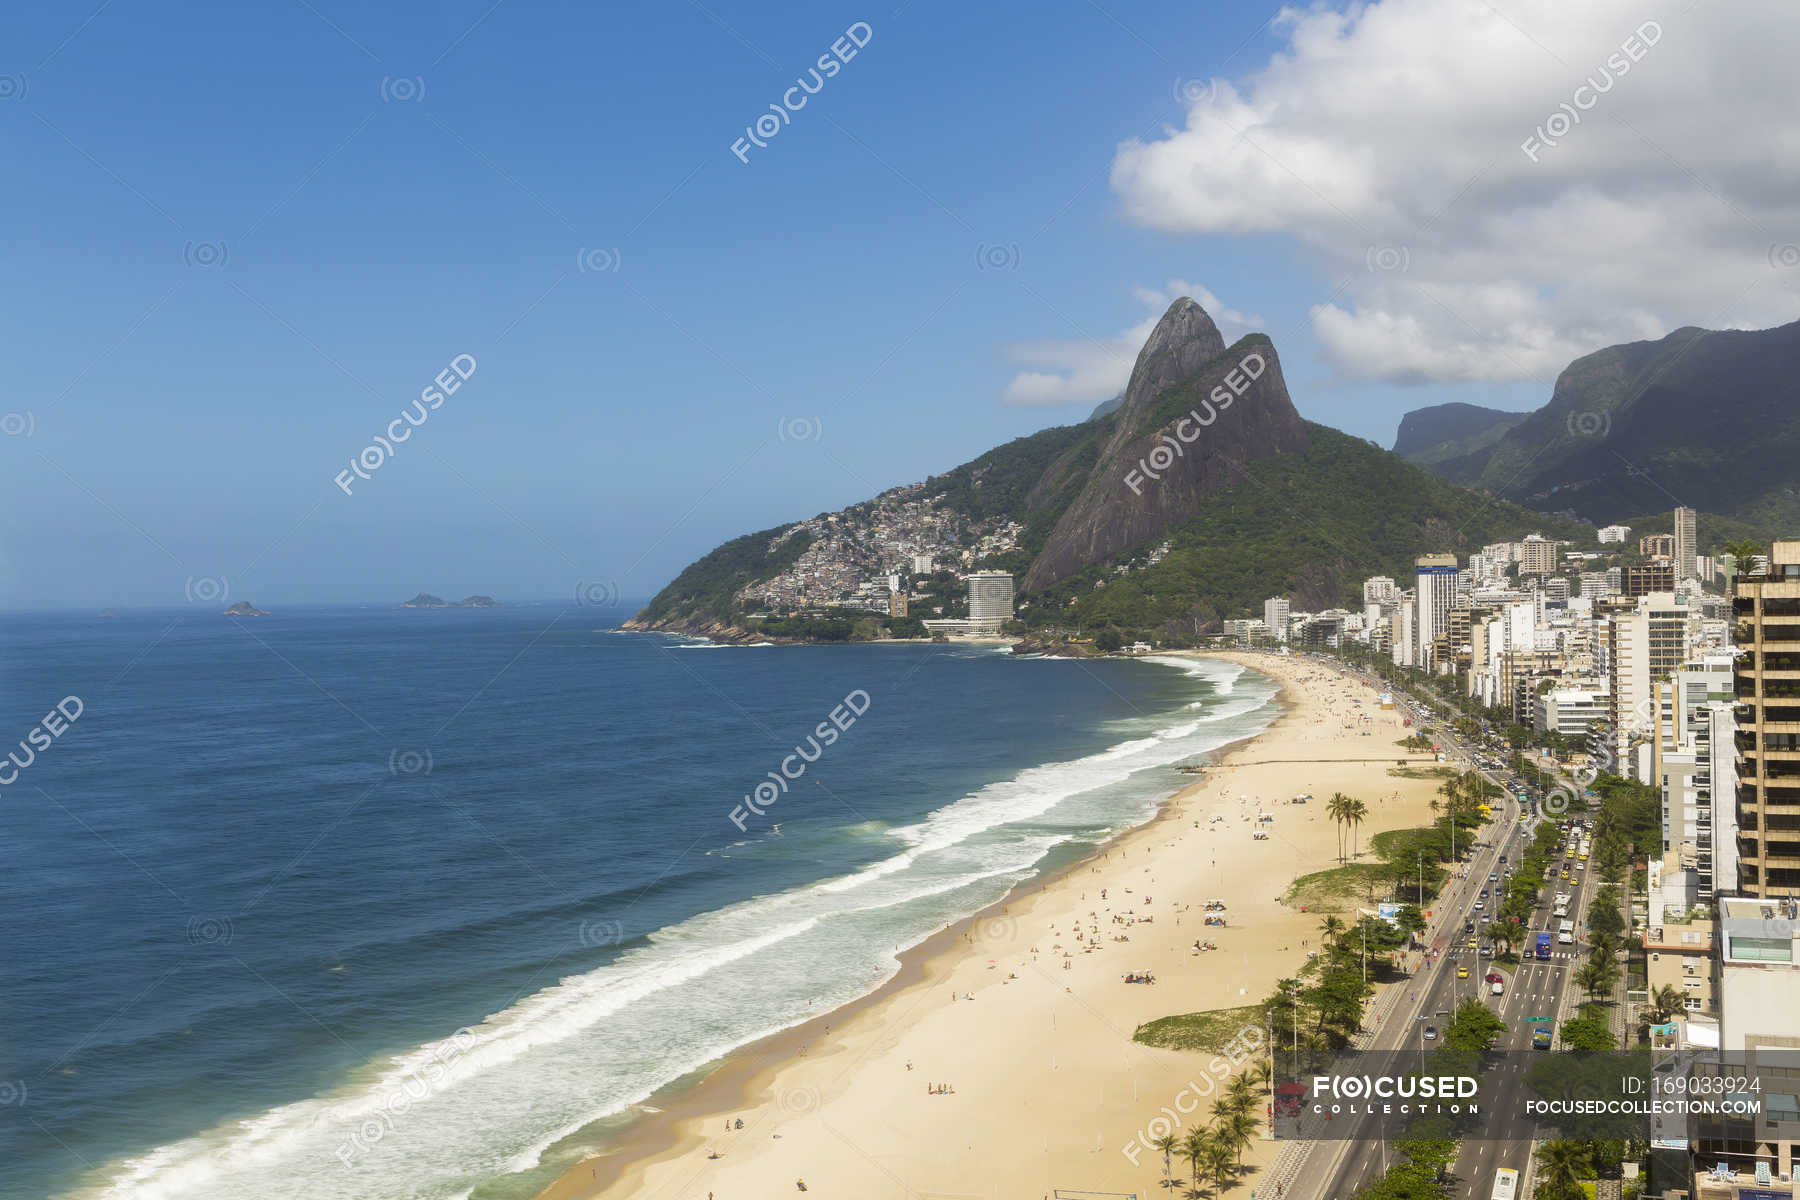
[0, 598, 655, 616]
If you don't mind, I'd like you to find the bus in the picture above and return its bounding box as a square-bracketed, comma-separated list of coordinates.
[1492, 1168, 1520, 1200]
[1558, 919, 1575, 944]
[1535, 931, 1553, 959]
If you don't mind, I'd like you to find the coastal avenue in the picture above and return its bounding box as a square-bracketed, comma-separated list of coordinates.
[1284, 664, 1601, 1200]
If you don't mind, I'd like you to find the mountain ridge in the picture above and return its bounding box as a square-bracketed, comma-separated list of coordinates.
[627, 300, 1595, 642]
[1393, 318, 1800, 530]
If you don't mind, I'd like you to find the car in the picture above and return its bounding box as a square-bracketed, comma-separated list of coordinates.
[1479, 944, 1494, 956]
[1466, 938, 1478, 949]
[1424, 1025, 1439, 1040]
[1561, 871, 1572, 880]
[1489, 872, 1500, 882]
[1486, 971, 1503, 983]
[1457, 965, 1470, 978]
[1480, 888, 1490, 899]
[1465, 920, 1476, 933]
[1490, 979, 1505, 996]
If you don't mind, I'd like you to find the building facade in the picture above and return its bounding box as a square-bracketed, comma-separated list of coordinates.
[1732, 543, 1800, 897]
[964, 571, 1015, 634]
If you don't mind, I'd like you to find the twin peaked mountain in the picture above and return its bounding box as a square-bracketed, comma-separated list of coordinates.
[630, 299, 1569, 640]
[1023, 299, 1309, 589]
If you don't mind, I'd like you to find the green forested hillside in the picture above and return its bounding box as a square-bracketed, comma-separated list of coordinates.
[1025, 424, 1593, 639]
[632, 524, 813, 625]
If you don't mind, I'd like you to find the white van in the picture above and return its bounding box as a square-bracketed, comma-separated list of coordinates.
[1553, 903, 1569, 918]
[1490, 979, 1504, 996]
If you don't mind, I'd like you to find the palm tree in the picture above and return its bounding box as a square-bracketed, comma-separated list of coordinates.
[1645, 983, 1684, 1026]
[1724, 540, 1766, 575]
[1319, 915, 1346, 952]
[1346, 797, 1368, 861]
[1327, 793, 1353, 862]
[1152, 1132, 1179, 1190]
[1202, 1130, 1237, 1197]
[1538, 1139, 1589, 1200]
[1221, 1072, 1256, 1120]
[1215, 1106, 1259, 1168]
[1484, 920, 1514, 955]
[1576, 959, 1617, 1003]
[1181, 1128, 1209, 1198]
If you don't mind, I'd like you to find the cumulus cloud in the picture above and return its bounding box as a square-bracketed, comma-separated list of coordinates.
[1110, 0, 1800, 384]
[1001, 280, 1264, 406]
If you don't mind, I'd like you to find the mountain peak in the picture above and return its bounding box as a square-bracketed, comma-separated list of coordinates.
[1022, 302, 1309, 590]
[1119, 298, 1227, 417]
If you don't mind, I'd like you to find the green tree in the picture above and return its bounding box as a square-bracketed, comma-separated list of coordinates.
[1182, 1128, 1209, 1198]
[1201, 1130, 1237, 1197]
[1347, 797, 1369, 860]
[1537, 1140, 1591, 1200]
[1152, 1133, 1178, 1189]
[1443, 996, 1508, 1054]
[1576, 959, 1618, 1003]
[1560, 1016, 1615, 1051]
[1643, 983, 1684, 1027]
[1329, 792, 1355, 862]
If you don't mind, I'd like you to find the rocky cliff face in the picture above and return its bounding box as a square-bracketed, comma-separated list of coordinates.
[1021, 299, 1311, 590]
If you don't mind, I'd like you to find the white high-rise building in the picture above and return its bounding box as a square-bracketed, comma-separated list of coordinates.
[1413, 554, 1460, 672]
[1391, 601, 1415, 668]
[910, 553, 935, 575]
[1597, 524, 1631, 544]
[1674, 506, 1698, 580]
[965, 572, 1015, 633]
[1263, 597, 1292, 642]
[1607, 592, 1698, 776]
[1363, 576, 1397, 606]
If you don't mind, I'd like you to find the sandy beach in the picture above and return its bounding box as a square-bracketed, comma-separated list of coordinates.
[539, 651, 1443, 1200]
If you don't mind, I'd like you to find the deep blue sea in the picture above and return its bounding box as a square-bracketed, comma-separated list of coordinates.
[0, 607, 1277, 1200]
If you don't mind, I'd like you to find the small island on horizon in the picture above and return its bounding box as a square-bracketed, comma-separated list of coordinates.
[402, 593, 500, 609]
[223, 602, 270, 616]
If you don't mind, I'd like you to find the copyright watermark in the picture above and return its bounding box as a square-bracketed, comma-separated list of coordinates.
[729, 690, 871, 831]
[730, 22, 872, 164]
[335, 354, 476, 495]
[1522, 21, 1662, 162]
[1123, 349, 1264, 495]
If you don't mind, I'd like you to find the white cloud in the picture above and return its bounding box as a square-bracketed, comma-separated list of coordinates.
[1000, 280, 1265, 406]
[1110, 0, 1800, 385]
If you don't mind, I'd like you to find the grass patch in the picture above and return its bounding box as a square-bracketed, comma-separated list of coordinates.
[1387, 765, 1455, 780]
[1283, 862, 1393, 912]
[1133, 1004, 1265, 1053]
[1368, 827, 1439, 858]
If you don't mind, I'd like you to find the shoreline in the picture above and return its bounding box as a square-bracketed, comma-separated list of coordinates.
[536, 650, 1442, 1200]
[534, 651, 1294, 1200]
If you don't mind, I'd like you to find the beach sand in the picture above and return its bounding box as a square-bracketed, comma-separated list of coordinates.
[539, 651, 1440, 1200]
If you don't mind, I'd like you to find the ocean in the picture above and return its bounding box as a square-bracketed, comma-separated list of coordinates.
[0, 607, 1278, 1200]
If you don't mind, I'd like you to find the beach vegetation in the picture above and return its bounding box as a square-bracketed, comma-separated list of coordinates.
[1131, 1004, 1265, 1053]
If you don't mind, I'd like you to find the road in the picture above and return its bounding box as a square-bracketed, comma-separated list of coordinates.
[1277, 666, 1602, 1200]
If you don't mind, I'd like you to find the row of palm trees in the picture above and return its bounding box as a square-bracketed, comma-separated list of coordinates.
[1575, 929, 1622, 1005]
[1327, 793, 1369, 863]
[1150, 1067, 1267, 1198]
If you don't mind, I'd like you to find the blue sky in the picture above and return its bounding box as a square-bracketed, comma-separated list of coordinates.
[4, 0, 1789, 609]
